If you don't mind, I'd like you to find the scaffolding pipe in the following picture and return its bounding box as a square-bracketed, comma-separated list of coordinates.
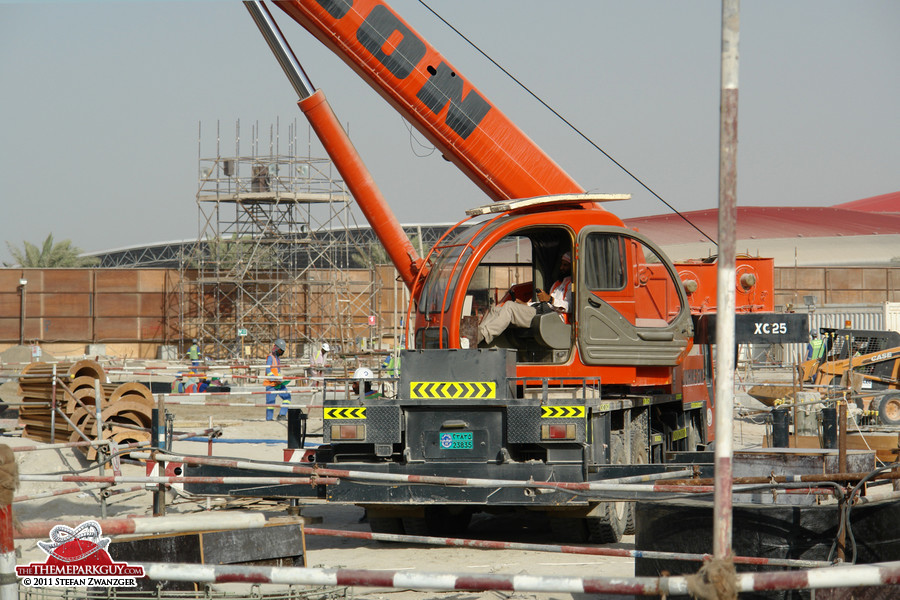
[18, 474, 336, 486]
[303, 527, 830, 569]
[14, 512, 273, 539]
[667, 468, 900, 486]
[137, 451, 697, 493]
[132, 560, 900, 596]
[9, 427, 220, 453]
[13, 483, 109, 504]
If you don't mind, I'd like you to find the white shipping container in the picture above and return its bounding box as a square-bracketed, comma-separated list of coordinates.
[885, 302, 900, 334]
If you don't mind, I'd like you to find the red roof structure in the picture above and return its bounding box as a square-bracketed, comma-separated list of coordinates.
[831, 191, 900, 213]
[623, 194, 900, 245]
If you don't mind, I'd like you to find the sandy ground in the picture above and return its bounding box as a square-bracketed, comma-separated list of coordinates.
[1, 365, 774, 600]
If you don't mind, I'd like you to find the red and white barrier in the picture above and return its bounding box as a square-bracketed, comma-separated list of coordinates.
[131, 560, 900, 596]
[14, 511, 272, 539]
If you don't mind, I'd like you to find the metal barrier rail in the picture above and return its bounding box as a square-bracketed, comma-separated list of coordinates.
[132, 560, 900, 596]
[134, 451, 706, 497]
[18, 474, 335, 488]
[13, 512, 277, 539]
[136, 451, 847, 500]
[302, 527, 830, 569]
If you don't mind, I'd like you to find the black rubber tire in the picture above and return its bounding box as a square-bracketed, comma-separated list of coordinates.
[428, 507, 472, 537]
[368, 517, 404, 535]
[878, 393, 900, 425]
[548, 515, 590, 544]
[399, 507, 473, 538]
[624, 413, 649, 536]
[400, 516, 430, 536]
[587, 434, 627, 544]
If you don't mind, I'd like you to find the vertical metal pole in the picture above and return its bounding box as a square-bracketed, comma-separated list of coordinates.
[94, 380, 107, 519]
[713, 0, 740, 561]
[153, 394, 167, 517]
[18, 283, 26, 346]
[837, 398, 848, 562]
[792, 349, 799, 447]
[50, 365, 57, 443]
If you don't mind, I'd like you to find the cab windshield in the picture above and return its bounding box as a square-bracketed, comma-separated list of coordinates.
[418, 224, 492, 317]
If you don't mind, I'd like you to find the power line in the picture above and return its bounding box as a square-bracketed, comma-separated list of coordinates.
[417, 0, 717, 246]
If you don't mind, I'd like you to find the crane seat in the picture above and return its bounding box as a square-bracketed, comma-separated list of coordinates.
[530, 311, 571, 349]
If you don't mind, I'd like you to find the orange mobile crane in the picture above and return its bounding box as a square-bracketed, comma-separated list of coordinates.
[205, 0, 808, 542]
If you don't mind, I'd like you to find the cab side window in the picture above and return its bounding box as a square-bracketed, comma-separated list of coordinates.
[584, 234, 626, 291]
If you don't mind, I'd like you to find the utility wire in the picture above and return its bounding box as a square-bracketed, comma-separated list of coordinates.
[418, 1, 717, 246]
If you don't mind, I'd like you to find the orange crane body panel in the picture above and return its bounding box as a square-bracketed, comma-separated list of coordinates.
[275, 0, 592, 203]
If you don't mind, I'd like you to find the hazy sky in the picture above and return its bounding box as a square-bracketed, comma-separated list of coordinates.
[1, 1, 897, 263]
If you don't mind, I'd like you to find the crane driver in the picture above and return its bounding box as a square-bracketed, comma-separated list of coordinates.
[476, 252, 572, 346]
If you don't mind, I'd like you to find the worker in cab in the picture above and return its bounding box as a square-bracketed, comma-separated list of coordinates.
[351, 367, 382, 399]
[807, 329, 825, 360]
[265, 338, 291, 421]
[477, 251, 572, 346]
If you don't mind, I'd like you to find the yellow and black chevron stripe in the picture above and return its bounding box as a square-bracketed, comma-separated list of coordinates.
[324, 407, 366, 420]
[540, 406, 586, 418]
[410, 381, 496, 399]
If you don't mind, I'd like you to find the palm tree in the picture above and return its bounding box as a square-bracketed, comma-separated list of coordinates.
[351, 235, 430, 268]
[4, 234, 99, 268]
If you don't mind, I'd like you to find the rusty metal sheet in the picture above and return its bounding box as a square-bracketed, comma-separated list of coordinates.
[94, 317, 139, 340]
[136, 269, 169, 291]
[39, 317, 91, 341]
[95, 293, 139, 317]
[94, 270, 139, 292]
[41, 270, 91, 293]
[42, 293, 90, 317]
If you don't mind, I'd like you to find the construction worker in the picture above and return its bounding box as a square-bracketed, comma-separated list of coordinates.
[265, 338, 291, 421]
[310, 342, 330, 386]
[807, 329, 825, 360]
[351, 366, 382, 399]
[477, 251, 573, 345]
[381, 351, 400, 397]
[187, 339, 201, 366]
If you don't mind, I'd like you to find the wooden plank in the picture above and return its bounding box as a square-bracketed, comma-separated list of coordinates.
[109, 523, 305, 567]
[765, 433, 900, 463]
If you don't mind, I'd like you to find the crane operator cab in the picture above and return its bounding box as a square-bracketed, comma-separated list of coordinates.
[412, 196, 693, 379]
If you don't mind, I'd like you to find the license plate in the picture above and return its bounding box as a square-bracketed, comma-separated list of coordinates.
[439, 431, 473, 450]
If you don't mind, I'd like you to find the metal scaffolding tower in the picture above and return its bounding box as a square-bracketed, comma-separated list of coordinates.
[181, 120, 381, 360]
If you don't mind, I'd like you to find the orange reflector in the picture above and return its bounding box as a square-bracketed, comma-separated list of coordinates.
[331, 424, 365, 440]
[541, 424, 576, 440]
